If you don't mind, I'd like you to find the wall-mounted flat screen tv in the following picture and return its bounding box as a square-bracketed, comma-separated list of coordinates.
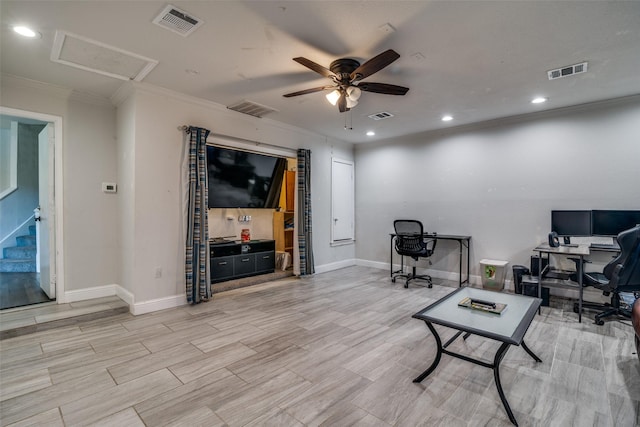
[206, 145, 286, 209]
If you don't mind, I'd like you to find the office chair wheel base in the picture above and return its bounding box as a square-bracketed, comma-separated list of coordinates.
[595, 318, 605, 326]
[404, 282, 409, 289]
[573, 303, 579, 314]
[392, 278, 396, 283]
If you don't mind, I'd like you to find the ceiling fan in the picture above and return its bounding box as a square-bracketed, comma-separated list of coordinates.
[283, 49, 409, 113]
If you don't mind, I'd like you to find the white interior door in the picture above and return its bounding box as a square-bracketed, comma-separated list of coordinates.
[331, 158, 355, 242]
[38, 123, 55, 298]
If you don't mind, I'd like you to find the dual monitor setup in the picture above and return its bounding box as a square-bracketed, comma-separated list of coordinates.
[551, 209, 640, 245]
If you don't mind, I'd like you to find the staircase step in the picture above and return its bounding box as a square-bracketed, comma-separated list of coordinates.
[3, 245, 36, 260]
[16, 235, 36, 247]
[29, 225, 36, 236]
[0, 259, 36, 273]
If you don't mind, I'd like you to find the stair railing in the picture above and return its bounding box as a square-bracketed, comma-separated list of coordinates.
[0, 212, 36, 248]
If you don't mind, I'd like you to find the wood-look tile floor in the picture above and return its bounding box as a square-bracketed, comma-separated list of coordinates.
[1, 266, 638, 426]
[0, 273, 52, 310]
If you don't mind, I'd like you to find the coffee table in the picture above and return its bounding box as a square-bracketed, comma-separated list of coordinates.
[412, 287, 542, 426]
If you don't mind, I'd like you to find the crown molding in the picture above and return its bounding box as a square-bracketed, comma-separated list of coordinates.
[68, 89, 114, 108]
[120, 80, 349, 145]
[361, 93, 640, 149]
[1, 73, 72, 100]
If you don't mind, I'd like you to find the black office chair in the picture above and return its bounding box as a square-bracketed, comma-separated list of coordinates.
[392, 220, 437, 288]
[576, 224, 640, 325]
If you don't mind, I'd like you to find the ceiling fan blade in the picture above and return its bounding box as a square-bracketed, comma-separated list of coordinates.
[293, 57, 335, 79]
[350, 49, 400, 81]
[338, 93, 347, 113]
[283, 86, 335, 97]
[357, 82, 409, 95]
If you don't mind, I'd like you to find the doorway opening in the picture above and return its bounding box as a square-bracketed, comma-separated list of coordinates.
[0, 108, 62, 310]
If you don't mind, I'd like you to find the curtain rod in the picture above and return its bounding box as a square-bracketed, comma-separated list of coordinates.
[179, 125, 296, 157]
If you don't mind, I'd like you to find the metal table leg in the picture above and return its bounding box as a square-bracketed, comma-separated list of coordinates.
[493, 343, 517, 425]
[521, 340, 542, 362]
[413, 321, 443, 383]
[414, 323, 542, 426]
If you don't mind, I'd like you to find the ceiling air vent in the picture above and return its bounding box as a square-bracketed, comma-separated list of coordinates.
[50, 31, 158, 81]
[368, 112, 394, 121]
[153, 5, 203, 37]
[227, 100, 278, 118]
[547, 62, 588, 80]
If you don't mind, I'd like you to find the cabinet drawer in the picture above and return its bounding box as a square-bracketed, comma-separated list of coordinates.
[211, 255, 234, 281]
[256, 251, 275, 272]
[234, 254, 255, 276]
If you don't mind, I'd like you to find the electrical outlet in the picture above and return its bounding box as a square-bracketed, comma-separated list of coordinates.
[154, 267, 162, 278]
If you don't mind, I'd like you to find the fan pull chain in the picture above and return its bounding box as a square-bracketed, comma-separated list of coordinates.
[344, 110, 353, 130]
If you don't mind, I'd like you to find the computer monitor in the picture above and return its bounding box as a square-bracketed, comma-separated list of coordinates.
[551, 210, 592, 238]
[591, 210, 640, 237]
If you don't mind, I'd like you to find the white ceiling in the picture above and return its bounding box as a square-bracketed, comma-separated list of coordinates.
[2, 1, 639, 144]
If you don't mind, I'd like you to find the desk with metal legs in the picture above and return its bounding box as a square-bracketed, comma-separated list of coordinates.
[390, 233, 471, 287]
[533, 243, 589, 323]
[412, 287, 542, 426]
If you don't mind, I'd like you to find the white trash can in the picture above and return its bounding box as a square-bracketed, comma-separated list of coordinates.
[480, 259, 509, 291]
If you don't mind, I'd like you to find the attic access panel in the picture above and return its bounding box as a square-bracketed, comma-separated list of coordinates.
[50, 31, 158, 81]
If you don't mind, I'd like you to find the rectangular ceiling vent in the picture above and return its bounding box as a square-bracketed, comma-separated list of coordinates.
[153, 5, 203, 37]
[547, 62, 588, 80]
[227, 100, 278, 118]
[51, 31, 158, 81]
[368, 111, 394, 120]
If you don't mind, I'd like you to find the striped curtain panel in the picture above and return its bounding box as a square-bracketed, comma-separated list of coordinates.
[297, 149, 315, 275]
[185, 126, 211, 304]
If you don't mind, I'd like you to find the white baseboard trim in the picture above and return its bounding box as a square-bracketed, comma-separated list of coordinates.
[63, 284, 188, 316]
[314, 258, 357, 274]
[116, 286, 135, 308]
[64, 284, 120, 303]
[132, 294, 187, 316]
[355, 258, 516, 291]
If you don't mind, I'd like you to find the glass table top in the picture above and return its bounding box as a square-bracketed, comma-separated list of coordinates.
[413, 287, 542, 345]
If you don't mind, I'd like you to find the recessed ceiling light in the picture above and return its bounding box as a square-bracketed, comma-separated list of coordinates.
[441, 115, 453, 122]
[366, 131, 375, 136]
[531, 97, 547, 104]
[13, 26, 38, 38]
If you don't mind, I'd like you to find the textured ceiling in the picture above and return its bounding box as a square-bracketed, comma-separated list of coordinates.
[2, 1, 639, 143]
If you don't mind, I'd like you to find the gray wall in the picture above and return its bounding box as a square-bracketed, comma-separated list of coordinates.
[1, 76, 120, 296]
[116, 83, 355, 307]
[355, 96, 640, 286]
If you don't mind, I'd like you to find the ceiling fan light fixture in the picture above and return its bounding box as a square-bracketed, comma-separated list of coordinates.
[346, 86, 361, 101]
[326, 89, 341, 106]
[346, 97, 359, 109]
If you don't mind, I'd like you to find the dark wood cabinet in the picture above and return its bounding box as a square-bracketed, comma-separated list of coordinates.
[210, 240, 275, 283]
[211, 255, 234, 282]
